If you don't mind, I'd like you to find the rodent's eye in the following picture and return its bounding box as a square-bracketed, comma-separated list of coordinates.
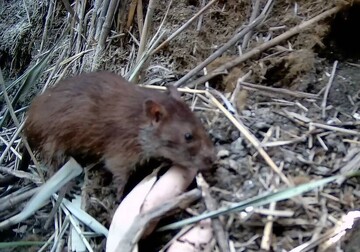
[184, 133, 193, 142]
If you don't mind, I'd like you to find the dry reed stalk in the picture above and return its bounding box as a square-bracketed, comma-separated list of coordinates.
[87, 0, 101, 44]
[61, 0, 80, 22]
[151, 0, 219, 55]
[206, 91, 292, 186]
[136, 0, 157, 64]
[321, 60, 338, 118]
[0, 187, 39, 212]
[137, 0, 144, 37]
[74, 0, 87, 72]
[311, 123, 360, 136]
[95, 0, 110, 39]
[0, 69, 43, 180]
[196, 0, 206, 32]
[174, 0, 274, 87]
[92, 0, 120, 70]
[242, 0, 261, 50]
[240, 81, 319, 99]
[68, 0, 80, 57]
[141, 84, 206, 94]
[0, 166, 40, 184]
[39, 1, 56, 53]
[198, 174, 230, 252]
[261, 201, 277, 250]
[126, 0, 138, 30]
[0, 135, 21, 159]
[131, 0, 160, 83]
[183, 5, 342, 88]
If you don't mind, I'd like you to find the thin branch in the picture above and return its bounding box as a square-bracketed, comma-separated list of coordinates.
[240, 81, 319, 99]
[311, 122, 360, 136]
[174, 0, 272, 87]
[321, 60, 338, 118]
[182, 5, 342, 88]
[136, 0, 157, 64]
[0, 187, 39, 212]
[198, 174, 230, 252]
[151, 0, 218, 55]
[242, 0, 261, 50]
[206, 91, 292, 186]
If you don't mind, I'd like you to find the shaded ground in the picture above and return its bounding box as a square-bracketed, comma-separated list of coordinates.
[0, 0, 359, 251]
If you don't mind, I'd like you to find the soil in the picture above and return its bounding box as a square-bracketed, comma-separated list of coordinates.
[0, 0, 359, 251]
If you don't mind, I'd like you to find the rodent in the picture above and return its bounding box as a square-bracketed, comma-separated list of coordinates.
[23, 71, 216, 196]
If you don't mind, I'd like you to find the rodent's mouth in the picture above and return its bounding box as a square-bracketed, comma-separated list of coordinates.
[193, 161, 213, 171]
[163, 156, 217, 171]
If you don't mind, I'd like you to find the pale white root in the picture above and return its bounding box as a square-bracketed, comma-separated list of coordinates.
[166, 219, 213, 252]
[106, 165, 199, 252]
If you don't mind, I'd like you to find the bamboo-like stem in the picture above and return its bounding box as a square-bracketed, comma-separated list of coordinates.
[126, 0, 138, 30]
[92, 0, 119, 70]
[136, 0, 157, 64]
[137, 0, 144, 37]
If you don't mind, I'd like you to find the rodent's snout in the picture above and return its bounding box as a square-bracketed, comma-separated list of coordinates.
[204, 155, 216, 166]
[199, 152, 217, 170]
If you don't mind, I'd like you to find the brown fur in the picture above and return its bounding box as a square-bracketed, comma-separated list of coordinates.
[24, 72, 215, 196]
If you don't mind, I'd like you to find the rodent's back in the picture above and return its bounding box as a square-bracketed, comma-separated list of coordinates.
[24, 72, 148, 168]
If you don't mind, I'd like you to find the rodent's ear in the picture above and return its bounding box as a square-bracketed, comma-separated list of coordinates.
[144, 100, 166, 123]
[166, 85, 182, 101]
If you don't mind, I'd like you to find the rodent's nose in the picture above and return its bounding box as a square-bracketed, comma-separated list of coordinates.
[203, 154, 216, 166]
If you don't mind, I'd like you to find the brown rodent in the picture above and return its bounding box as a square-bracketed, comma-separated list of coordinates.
[24, 71, 215, 196]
